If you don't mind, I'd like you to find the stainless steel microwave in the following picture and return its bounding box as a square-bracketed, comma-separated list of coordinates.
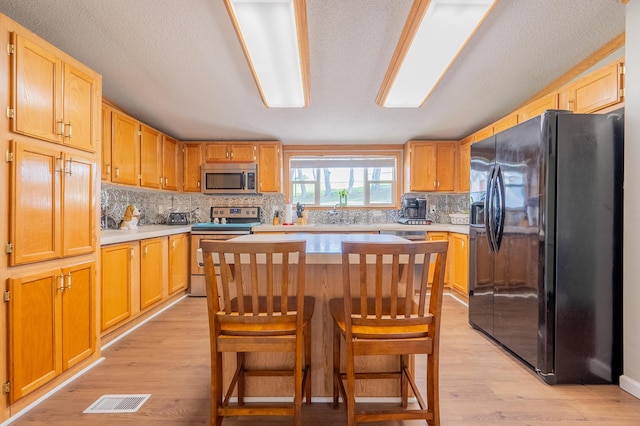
[201, 163, 258, 194]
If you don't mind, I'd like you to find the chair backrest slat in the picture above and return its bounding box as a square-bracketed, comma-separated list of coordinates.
[201, 240, 307, 330]
[341, 240, 448, 339]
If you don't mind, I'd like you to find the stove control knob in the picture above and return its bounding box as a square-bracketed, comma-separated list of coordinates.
[221, 218, 227, 224]
[213, 218, 219, 224]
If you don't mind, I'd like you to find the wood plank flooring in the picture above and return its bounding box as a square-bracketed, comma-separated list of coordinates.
[7, 296, 640, 425]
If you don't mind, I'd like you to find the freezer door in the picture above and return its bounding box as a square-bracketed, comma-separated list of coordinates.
[469, 136, 495, 335]
[492, 116, 543, 369]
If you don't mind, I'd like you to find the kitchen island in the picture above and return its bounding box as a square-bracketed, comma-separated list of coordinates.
[213, 233, 426, 401]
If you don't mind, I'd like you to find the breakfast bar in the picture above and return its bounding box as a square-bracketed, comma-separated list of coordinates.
[214, 233, 415, 400]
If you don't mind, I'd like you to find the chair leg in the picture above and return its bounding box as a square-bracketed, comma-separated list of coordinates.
[345, 345, 357, 426]
[427, 353, 440, 426]
[211, 351, 223, 426]
[237, 352, 245, 406]
[332, 324, 340, 409]
[294, 334, 304, 426]
[401, 354, 409, 408]
[304, 320, 312, 405]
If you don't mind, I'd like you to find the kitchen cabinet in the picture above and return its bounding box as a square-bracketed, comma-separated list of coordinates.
[517, 93, 558, 123]
[449, 233, 469, 297]
[427, 232, 449, 285]
[258, 142, 282, 192]
[140, 237, 165, 309]
[111, 111, 140, 185]
[139, 124, 162, 189]
[565, 60, 623, 113]
[101, 103, 113, 181]
[457, 136, 472, 193]
[8, 261, 95, 402]
[404, 141, 455, 192]
[101, 243, 134, 330]
[168, 233, 189, 294]
[10, 32, 99, 152]
[205, 142, 256, 163]
[8, 140, 96, 265]
[162, 135, 179, 191]
[182, 143, 202, 192]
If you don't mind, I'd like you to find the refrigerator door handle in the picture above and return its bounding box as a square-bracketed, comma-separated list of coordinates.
[486, 166, 497, 253]
[494, 166, 506, 251]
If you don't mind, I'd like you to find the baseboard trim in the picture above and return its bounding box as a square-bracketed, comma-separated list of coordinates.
[620, 374, 640, 399]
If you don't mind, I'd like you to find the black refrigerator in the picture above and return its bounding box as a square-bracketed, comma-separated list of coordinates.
[468, 109, 623, 384]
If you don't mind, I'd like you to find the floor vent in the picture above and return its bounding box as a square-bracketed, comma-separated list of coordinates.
[84, 394, 151, 414]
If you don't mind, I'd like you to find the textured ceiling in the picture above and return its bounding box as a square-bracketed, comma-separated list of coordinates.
[0, 0, 626, 145]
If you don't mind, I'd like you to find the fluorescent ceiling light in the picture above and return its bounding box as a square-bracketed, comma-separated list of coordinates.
[377, 0, 496, 108]
[225, 0, 310, 108]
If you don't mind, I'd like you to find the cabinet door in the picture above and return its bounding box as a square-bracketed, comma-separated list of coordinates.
[169, 234, 189, 294]
[140, 125, 162, 188]
[183, 143, 202, 192]
[572, 61, 622, 113]
[450, 234, 469, 296]
[111, 111, 139, 185]
[409, 143, 437, 191]
[9, 140, 61, 265]
[492, 113, 518, 134]
[162, 136, 179, 191]
[517, 93, 558, 122]
[427, 232, 449, 285]
[436, 143, 455, 192]
[140, 238, 164, 309]
[258, 143, 282, 192]
[9, 271, 62, 402]
[12, 32, 63, 143]
[61, 262, 95, 370]
[458, 138, 472, 193]
[101, 244, 132, 330]
[62, 62, 97, 152]
[63, 153, 96, 257]
[230, 143, 256, 162]
[101, 104, 112, 181]
[205, 144, 230, 162]
[190, 235, 207, 275]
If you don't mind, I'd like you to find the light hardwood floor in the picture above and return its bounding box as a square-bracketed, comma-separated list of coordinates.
[7, 296, 640, 425]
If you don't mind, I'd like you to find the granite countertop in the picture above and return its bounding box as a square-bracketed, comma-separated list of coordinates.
[252, 223, 470, 235]
[101, 225, 192, 245]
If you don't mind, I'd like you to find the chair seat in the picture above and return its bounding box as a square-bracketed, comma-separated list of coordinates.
[329, 297, 430, 339]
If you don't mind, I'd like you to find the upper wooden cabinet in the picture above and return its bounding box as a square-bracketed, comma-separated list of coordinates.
[492, 113, 518, 135]
[258, 142, 282, 193]
[183, 143, 202, 192]
[8, 140, 96, 265]
[111, 111, 140, 185]
[10, 32, 99, 152]
[101, 104, 113, 181]
[517, 93, 558, 123]
[404, 141, 455, 192]
[140, 124, 163, 189]
[457, 136, 472, 193]
[162, 136, 179, 191]
[205, 142, 256, 162]
[566, 60, 623, 113]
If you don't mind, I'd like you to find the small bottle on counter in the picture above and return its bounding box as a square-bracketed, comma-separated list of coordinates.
[273, 210, 280, 225]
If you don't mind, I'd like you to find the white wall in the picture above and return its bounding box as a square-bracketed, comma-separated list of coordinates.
[621, 0, 640, 399]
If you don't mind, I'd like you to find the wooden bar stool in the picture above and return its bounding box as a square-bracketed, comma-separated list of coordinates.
[201, 239, 314, 426]
[329, 240, 448, 426]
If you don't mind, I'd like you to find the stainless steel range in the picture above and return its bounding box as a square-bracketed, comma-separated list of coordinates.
[190, 206, 261, 296]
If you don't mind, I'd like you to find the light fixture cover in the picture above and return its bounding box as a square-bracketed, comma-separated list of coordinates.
[225, 0, 310, 107]
[378, 0, 496, 108]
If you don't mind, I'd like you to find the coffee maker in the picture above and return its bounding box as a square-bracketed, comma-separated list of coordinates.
[399, 197, 429, 224]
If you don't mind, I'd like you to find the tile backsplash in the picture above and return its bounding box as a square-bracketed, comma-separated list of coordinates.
[101, 184, 469, 229]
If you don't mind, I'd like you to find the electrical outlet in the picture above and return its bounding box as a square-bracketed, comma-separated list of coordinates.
[430, 207, 436, 214]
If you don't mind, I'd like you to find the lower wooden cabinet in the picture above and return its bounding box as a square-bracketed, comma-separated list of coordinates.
[449, 233, 469, 297]
[427, 232, 449, 285]
[140, 237, 164, 309]
[101, 243, 133, 330]
[168, 233, 189, 294]
[100, 233, 189, 333]
[8, 261, 95, 402]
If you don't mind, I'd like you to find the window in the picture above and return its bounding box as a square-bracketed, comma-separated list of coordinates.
[288, 155, 398, 207]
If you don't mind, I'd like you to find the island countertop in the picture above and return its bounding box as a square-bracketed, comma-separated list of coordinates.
[251, 223, 469, 234]
[232, 233, 422, 264]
